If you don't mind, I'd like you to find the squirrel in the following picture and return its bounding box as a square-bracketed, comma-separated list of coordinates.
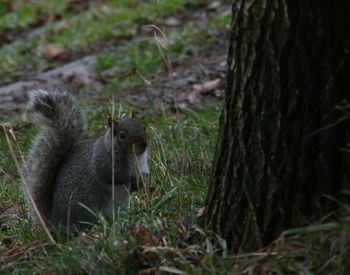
[23, 90, 149, 232]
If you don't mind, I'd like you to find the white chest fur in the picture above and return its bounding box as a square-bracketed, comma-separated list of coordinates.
[105, 149, 149, 214]
[136, 149, 149, 177]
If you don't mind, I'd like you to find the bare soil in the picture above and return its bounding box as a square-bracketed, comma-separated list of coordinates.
[0, 1, 231, 120]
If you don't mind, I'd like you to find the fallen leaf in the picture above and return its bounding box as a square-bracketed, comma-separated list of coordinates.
[158, 266, 187, 275]
[129, 224, 157, 247]
[196, 206, 205, 218]
[207, 1, 222, 11]
[186, 89, 201, 104]
[164, 17, 182, 27]
[96, 5, 117, 15]
[175, 102, 189, 111]
[42, 45, 68, 60]
[192, 78, 221, 94]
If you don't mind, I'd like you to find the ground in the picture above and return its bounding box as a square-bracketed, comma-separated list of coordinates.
[0, 1, 348, 274]
[0, 0, 229, 119]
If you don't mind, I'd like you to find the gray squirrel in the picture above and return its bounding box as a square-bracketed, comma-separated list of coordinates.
[23, 90, 149, 232]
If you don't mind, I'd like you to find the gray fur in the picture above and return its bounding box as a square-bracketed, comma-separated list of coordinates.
[23, 90, 149, 232]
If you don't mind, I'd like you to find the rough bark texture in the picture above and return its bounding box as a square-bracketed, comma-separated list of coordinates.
[205, 0, 350, 251]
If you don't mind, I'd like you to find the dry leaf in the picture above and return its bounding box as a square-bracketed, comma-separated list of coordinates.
[196, 206, 205, 218]
[207, 1, 222, 11]
[158, 266, 187, 274]
[192, 78, 221, 94]
[42, 45, 68, 60]
[164, 17, 182, 27]
[186, 89, 201, 105]
[129, 224, 157, 247]
[175, 102, 189, 111]
[96, 5, 117, 15]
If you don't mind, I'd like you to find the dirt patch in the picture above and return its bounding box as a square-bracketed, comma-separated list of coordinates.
[0, 31, 228, 120]
[121, 39, 228, 114]
[0, 1, 231, 121]
[0, 55, 99, 119]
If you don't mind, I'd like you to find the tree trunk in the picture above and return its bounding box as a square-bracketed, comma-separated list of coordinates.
[205, 0, 350, 251]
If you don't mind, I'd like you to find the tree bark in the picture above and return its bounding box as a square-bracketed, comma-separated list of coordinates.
[205, 0, 350, 251]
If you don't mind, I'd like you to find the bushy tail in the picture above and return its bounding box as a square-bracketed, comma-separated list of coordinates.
[23, 90, 85, 224]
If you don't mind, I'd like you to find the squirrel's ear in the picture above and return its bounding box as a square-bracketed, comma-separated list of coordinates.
[108, 116, 118, 136]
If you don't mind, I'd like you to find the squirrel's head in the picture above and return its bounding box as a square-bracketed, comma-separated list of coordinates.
[108, 116, 149, 155]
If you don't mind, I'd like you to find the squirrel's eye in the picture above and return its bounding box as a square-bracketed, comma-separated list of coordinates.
[119, 131, 126, 140]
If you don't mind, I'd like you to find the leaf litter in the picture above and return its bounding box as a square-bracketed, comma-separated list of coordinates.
[0, 1, 230, 120]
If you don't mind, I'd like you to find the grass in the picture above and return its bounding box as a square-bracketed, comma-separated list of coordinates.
[0, 0, 68, 31]
[0, 103, 221, 273]
[2, 104, 348, 273]
[0, 0, 212, 85]
[94, 11, 231, 95]
[0, 0, 348, 274]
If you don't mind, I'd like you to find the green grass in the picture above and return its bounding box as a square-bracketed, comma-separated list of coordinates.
[0, 124, 35, 203]
[0, 1, 347, 274]
[95, 39, 163, 88]
[95, 12, 232, 93]
[2, 101, 347, 273]
[0, 0, 214, 85]
[0, 103, 222, 273]
[0, 0, 68, 31]
[0, 0, 232, 86]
